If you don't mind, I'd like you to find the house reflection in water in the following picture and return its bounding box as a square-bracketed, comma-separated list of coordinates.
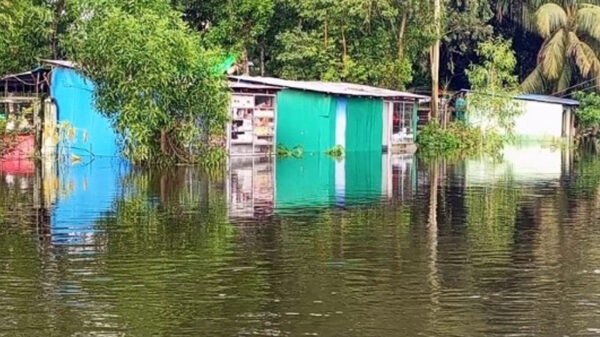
[227, 156, 276, 219]
[226, 153, 417, 219]
[464, 144, 570, 187]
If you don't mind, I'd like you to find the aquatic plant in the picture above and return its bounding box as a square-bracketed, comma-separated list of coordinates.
[277, 144, 303, 158]
[325, 145, 345, 158]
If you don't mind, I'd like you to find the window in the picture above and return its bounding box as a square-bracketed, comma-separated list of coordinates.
[392, 102, 414, 144]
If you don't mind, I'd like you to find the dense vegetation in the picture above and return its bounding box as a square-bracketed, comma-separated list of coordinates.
[5, 0, 600, 161]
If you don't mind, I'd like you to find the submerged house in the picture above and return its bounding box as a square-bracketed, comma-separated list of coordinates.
[462, 90, 579, 141]
[228, 76, 428, 156]
[0, 60, 120, 160]
[0, 66, 51, 165]
[43, 60, 120, 157]
[2, 63, 428, 160]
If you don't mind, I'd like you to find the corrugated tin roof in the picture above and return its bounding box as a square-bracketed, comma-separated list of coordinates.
[0, 67, 46, 81]
[515, 94, 579, 106]
[460, 89, 579, 106]
[41, 59, 76, 69]
[230, 76, 428, 99]
[228, 81, 281, 90]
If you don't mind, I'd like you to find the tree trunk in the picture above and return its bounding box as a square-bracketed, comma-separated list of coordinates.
[341, 28, 348, 59]
[430, 0, 441, 121]
[242, 47, 250, 75]
[260, 44, 265, 76]
[50, 0, 66, 58]
[160, 129, 169, 155]
[324, 19, 329, 48]
[398, 11, 408, 59]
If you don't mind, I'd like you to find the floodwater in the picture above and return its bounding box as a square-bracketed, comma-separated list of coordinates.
[2, 146, 600, 336]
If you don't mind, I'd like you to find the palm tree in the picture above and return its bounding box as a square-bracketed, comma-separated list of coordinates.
[506, 1, 600, 93]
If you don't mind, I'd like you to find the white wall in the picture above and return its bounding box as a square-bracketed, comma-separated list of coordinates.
[468, 99, 564, 139]
[513, 100, 563, 138]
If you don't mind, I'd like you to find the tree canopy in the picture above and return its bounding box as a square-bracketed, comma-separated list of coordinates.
[5, 0, 600, 161]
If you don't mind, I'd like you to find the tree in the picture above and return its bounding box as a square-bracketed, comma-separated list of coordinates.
[0, 0, 52, 75]
[466, 37, 522, 133]
[573, 91, 600, 139]
[522, 1, 600, 93]
[64, 0, 229, 164]
[204, 0, 274, 75]
[271, 0, 430, 88]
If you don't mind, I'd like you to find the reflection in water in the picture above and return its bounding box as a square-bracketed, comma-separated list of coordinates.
[4, 147, 600, 336]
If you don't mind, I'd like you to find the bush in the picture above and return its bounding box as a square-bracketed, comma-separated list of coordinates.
[574, 91, 600, 132]
[417, 120, 505, 156]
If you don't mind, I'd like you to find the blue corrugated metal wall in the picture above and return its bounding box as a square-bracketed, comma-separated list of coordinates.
[51, 67, 120, 157]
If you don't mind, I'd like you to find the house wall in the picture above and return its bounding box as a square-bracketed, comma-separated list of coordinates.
[276, 89, 383, 153]
[50, 67, 120, 157]
[276, 89, 337, 153]
[513, 100, 563, 139]
[468, 98, 565, 140]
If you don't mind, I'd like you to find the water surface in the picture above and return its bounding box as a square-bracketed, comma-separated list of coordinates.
[1, 147, 600, 336]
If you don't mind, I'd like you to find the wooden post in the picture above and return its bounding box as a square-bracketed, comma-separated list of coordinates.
[412, 100, 419, 142]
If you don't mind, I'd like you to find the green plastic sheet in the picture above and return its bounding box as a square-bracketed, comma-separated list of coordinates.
[345, 97, 383, 152]
[276, 89, 337, 153]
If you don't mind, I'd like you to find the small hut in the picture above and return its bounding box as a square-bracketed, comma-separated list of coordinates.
[43, 60, 120, 157]
[461, 90, 580, 141]
[229, 76, 428, 155]
[227, 81, 282, 156]
[0, 67, 51, 161]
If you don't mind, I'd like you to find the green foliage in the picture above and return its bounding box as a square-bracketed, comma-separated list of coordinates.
[204, 0, 274, 49]
[0, 0, 52, 75]
[269, 0, 427, 88]
[574, 91, 600, 130]
[64, 0, 229, 165]
[417, 120, 505, 156]
[277, 144, 303, 158]
[325, 145, 345, 158]
[522, 2, 600, 93]
[466, 37, 523, 134]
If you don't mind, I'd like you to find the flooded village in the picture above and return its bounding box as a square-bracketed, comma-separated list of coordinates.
[5, 0, 600, 336]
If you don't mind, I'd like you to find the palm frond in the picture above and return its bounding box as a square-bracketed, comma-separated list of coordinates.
[556, 59, 572, 93]
[539, 29, 566, 80]
[535, 3, 567, 38]
[522, 65, 548, 93]
[568, 32, 600, 78]
[577, 4, 600, 43]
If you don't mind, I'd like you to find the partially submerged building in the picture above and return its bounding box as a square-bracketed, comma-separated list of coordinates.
[2, 64, 428, 161]
[0, 60, 120, 160]
[229, 76, 428, 155]
[43, 60, 120, 157]
[0, 67, 50, 163]
[462, 91, 579, 141]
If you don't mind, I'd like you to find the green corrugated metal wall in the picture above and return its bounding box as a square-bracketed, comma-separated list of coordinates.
[276, 90, 336, 153]
[276, 89, 384, 153]
[345, 97, 383, 152]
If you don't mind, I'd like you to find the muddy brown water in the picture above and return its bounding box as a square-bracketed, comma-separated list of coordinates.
[1, 148, 600, 336]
